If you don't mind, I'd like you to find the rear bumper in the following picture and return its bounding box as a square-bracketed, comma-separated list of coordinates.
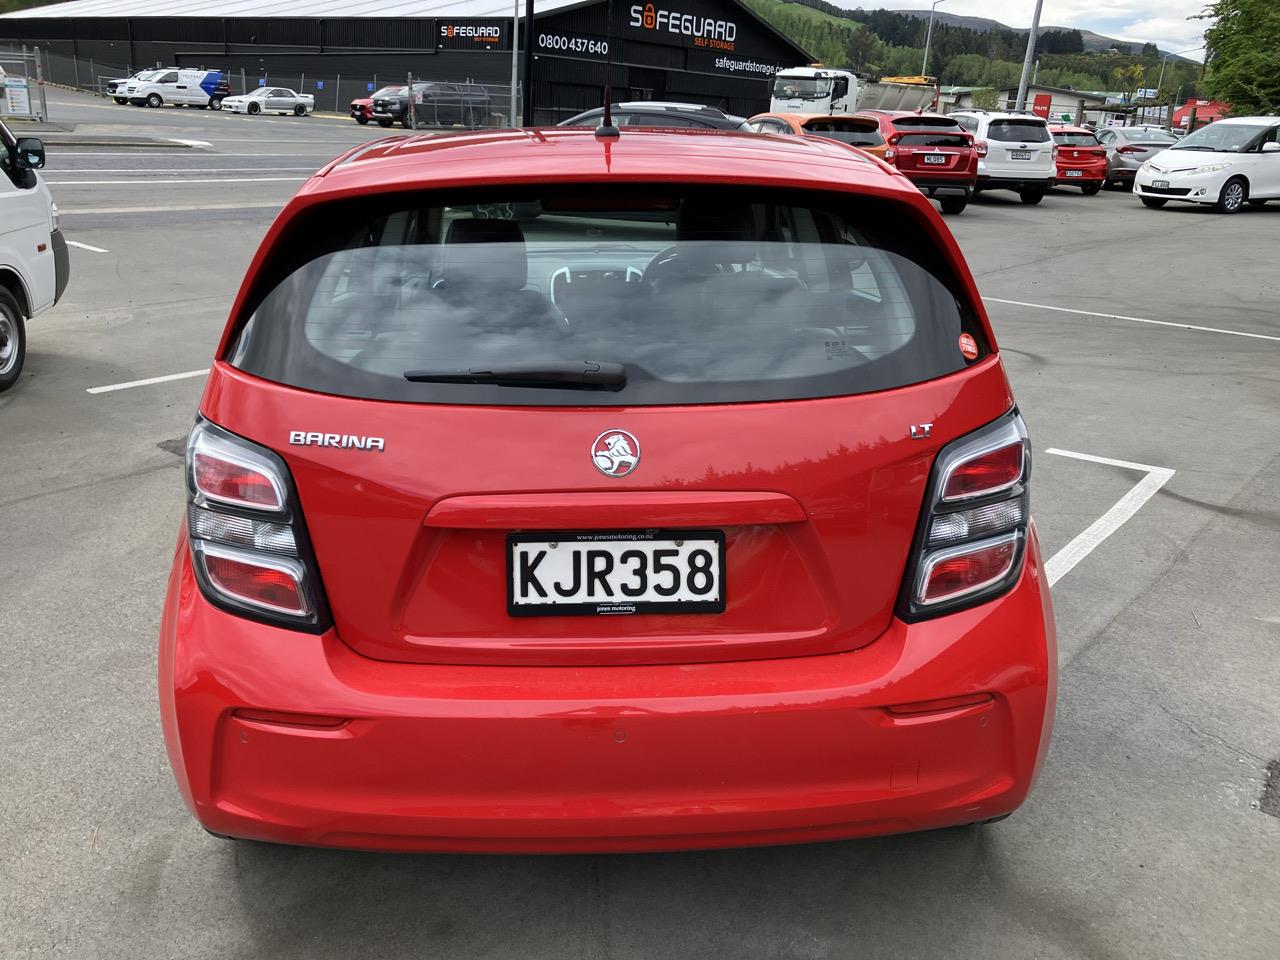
[1055, 167, 1105, 182]
[976, 175, 1055, 192]
[159, 529, 1057, 853]
[905, 177, 975, 197]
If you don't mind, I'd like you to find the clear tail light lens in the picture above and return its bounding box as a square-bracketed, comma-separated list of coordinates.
[975, 140, 988, 157]
[899, 411, 1031, 620]
[185, 419, 329, 631]
[884, 147, 897, 162]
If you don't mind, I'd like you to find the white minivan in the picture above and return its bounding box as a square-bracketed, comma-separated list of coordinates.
[1133, 117, 1280, 213]
[1, 119, 69, 392]
[121, 68, 230, 110]
[950, 111, 1058, 204]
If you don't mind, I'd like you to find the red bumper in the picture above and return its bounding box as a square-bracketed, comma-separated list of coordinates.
[159, 530, 1056, 853]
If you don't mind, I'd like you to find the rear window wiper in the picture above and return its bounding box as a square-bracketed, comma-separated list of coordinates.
[404, 361, 626, 391]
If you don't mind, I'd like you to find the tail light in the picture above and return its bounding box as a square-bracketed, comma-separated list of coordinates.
[1118, 145, 1144, 154]
[884, 147, 897, 162]
[1052, 145, 1059, 161]
[185, 419, 330, 631]
[975, 140, 988, 158]
[898, 411, 1031, 620]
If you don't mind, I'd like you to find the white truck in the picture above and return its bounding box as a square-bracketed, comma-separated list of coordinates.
[770, 67, 936, 116]
[1, 119, 69, 392]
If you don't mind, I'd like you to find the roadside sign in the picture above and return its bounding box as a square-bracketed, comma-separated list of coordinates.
[1136, 88, 1158, 100]
[2, 76, 32, 117]
[258, 78, 267, 86]
[316, 80, 324, 90]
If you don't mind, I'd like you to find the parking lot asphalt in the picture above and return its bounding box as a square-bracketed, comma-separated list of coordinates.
[2, 90, 1278, 960]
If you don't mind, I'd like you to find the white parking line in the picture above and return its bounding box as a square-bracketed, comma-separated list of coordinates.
[168, 138, 212, 148]
[1042, 449, 1175, 587]
[45, 176, 309, 186]
[984, 296, 1280, 344]
[86, 368, 209, 394]
[66, 240, 109, 253]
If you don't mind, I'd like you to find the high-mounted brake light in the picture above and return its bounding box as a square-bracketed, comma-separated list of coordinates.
[898, 412, 1031, 620]
[185, 419, 329, 631]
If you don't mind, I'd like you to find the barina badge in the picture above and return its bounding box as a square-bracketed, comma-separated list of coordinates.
[592, 430, 640, 477]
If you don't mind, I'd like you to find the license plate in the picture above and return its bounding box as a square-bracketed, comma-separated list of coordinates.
[1153, 180, 1169, 189]
[923, 154, 947, 164]
[508, 530, 726, 616]
[1064, 169, 1083, 177]
[1011, 150, 1032, 160]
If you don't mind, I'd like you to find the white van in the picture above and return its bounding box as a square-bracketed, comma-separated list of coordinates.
[121, 68, 230, 110]
[950, 111, 1058, 204]
[0, 119, 69, 392]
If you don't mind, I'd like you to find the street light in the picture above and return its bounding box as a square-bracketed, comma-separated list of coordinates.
[921, 0, 948, 77]
[1014, 0, 1045, 113]
[1157, 45, 1203, 93]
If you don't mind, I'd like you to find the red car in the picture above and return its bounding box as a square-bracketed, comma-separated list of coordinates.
[160, 127, 1057, 854]
[856, 110, 979, 214]
[1049, 124, 1106, 194]
[351, 85, 406, 125]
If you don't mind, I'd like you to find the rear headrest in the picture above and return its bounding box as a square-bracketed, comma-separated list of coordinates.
[677, 200, 756, 243]
[443, 218, 527, 291]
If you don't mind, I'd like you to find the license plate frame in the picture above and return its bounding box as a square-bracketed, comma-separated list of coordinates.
[507, 529, 727, 617]
[1064, 169, 1084, 177]
[1010, 150, 1033, 160]
[923, 154, 948, 165]
[1152, 179, 1170, 189]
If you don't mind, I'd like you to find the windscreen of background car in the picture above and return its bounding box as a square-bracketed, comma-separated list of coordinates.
[986, 120, 1051, 143]
[1053, 132, 1100, 146]
[1170, 124, 1261, 153]
[228, 188, 986, 406]
[801, 120, 884, 147]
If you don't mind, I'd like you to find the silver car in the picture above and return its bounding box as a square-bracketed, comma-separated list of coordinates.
[1097, 126, 1178, 189]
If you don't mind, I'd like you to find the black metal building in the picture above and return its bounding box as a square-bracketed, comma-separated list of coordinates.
[0, 0, 811, 122]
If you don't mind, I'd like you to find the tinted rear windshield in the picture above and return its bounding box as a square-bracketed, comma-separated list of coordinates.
[1053, 132, 1099, 146]
[891, 117, 961, 131]
[987, 120, 1051, 143]
[898, 133, 969, 147]
[802, 120, 884, 146]
[228, 187, 985, 406]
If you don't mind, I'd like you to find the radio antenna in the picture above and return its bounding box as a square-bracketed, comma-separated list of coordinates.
[596, 0, 620, 137]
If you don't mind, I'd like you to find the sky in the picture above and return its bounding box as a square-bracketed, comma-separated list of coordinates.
[876, 2, 1210, 60]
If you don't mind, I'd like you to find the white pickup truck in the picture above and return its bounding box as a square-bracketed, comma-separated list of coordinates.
[770, 67, 936, 116]
[0, 119, 69, 392]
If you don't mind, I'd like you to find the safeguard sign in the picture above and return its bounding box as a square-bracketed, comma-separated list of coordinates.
[438, 19, 509, 50]
[628, 3, 738, 51]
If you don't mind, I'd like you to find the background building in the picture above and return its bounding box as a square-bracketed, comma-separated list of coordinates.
[0, 0, 812, 123]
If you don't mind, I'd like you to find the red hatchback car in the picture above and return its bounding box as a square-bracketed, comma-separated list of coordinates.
[1049, 124, 1106, 194]
[856, 111, 979, 214]
[159, 127, 1056, 853]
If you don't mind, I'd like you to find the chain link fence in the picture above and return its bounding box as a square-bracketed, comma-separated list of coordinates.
[7, 45, 520, 128]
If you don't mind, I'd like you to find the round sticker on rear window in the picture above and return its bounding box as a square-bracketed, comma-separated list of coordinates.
[958, 333, 979, 361]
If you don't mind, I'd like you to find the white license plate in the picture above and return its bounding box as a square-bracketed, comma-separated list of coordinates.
[923, 154, 947, 164]
[1011, 150, 1033, 160]
[1152, 180, 1170, 189]
[1064, 169, 1084, 177]
[508, 530, 725, 616]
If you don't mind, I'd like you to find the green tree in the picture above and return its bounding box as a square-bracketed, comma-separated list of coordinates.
[970, 88, 1000, 110]
[1200, 0, 1280, 112]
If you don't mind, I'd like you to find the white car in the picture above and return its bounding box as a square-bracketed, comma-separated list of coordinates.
[222, 87, 314, 117]
[950, 111, 1057, 204]
[121, 68, 228, 109]
[1134, 117, 1280, 213]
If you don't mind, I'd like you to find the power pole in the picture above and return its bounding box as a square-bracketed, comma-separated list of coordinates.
[521, 0, 534, 124]
[1014, 0, 1045, 112]
[509, 0, 520, 126]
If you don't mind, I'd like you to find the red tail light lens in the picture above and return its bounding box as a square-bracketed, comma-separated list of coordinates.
[199, 546, 310, 617]
[920, 534, 1019, 604]
[884, 148, 897, 162]
[899, 412, 1030, 620]
[941, 443, 1024, 501]
[1118, 145, 1144, 154]
[185, 419, 329, 631]
[192, 452, 283, 510]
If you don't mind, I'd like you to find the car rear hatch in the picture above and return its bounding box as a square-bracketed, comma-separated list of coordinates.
[893, 132, 974, 177]
[985, 118, 1053, 172]
[200, 184, 1011, 668]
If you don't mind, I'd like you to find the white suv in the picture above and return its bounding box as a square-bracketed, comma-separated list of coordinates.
[950, 112, 1057, 204]
[1133, 117, 1280, 213]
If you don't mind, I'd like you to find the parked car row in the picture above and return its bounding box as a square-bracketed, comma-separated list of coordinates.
[104, 68, 312, 115]
[356, 81, 492, 128]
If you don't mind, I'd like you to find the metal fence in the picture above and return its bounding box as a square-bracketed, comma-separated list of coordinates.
[0, 46, 48, 120]
[7, 46, 521, 128]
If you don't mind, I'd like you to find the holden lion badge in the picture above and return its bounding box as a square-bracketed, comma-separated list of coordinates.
[592, 430, 640, 477]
